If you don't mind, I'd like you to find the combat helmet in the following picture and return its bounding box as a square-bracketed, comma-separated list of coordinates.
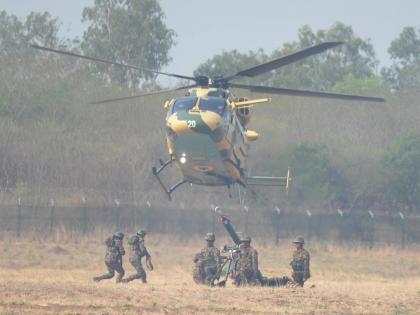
[114, 231, 124, 240]
[137, 229, 147, 237]
[239, 234, 252, 243]
[293, 236, 305, 244]
[205, 232, 215, 242]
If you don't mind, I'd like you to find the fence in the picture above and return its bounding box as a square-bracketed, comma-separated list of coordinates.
[0, 200, 419, 247]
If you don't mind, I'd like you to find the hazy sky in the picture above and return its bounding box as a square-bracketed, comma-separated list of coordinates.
[1, 0, 419, 84]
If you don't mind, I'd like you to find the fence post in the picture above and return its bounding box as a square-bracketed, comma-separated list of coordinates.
[275, 206, 281, 245]
[337, 209, 344, 243]
[16, 197, 22, 238]
[306, 209, 312, 242]
[243, 205, 249, 235]
[210, 204, 216, 234]
[146, 200, 152, 233]
[49, 199, 55, 233]
[131, 206, 137, 230]
[114, 199, 121, 231]
[80, 197, 88, 235]
[367, 210, 375, 249]
[399, 212, 406, 249]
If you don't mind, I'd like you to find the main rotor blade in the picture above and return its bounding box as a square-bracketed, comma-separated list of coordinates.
[226, 42, 343, 80]
[230, 83, 385, 102]
[89, 84, 197, 104]
[31, 44, 196, 81]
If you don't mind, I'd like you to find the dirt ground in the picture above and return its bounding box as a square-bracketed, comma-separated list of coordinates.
[0, 233, 419, 315]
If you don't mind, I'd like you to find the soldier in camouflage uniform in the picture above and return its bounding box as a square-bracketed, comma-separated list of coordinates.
[235, 235, 259, 286]
[290, 236, 310, 286]
[193, 232, 221, 285]
[113, 231, 125, 270]
[93, 234, 125, 283]
[122, 229, 152, 283]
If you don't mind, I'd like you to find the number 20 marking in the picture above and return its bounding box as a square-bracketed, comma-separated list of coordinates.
[187, 120, 196, 128]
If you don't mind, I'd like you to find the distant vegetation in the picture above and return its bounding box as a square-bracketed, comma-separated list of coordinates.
[0, 1, 419, 213]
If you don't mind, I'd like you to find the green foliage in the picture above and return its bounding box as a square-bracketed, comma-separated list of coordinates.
[0, 10, 64, 55]
[269, 23, 378, 90]
[330, 75, 390, 96]
[193, 49, 267, 79]
[193, 23, 378, 91]
[381, 134, 420, 211]
[81, 0, 175, 86]
[289, 142, 348, 206]
[382, 26, 420, 91]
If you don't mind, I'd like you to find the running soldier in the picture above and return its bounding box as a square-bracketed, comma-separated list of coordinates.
[123, 229, 152, 283]
[93, 234, 125, 283]
[193, 232, 221, 285]
[290, 236, 310, 286]
[235, 235, 259, 286]
[113, 231, 125, 270]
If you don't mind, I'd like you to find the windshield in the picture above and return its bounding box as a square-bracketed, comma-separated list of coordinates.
[172, 97, 197, 113]
[199, 97, 226, 115]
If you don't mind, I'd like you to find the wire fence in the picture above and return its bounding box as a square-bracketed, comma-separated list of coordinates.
[0, 200, 419, 248]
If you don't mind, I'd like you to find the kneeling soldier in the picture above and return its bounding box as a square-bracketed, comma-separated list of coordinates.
[193, 232, 221, 285]
[235, 235, 259, 286]
[290, 236, 310, 286]
[123, 229, 152, 283]
[93, 234, 125, 283]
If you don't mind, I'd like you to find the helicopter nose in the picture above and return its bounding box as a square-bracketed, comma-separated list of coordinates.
[167, 111, 222, 136]
[167, 113, 201, 135]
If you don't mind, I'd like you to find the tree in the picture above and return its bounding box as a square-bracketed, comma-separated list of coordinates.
[289, 142, 349, 208]
[0, 11, 63, 55]
[81, 0, 176, 86]
[193, 23, 378, 91]
[330, 74, 390, 96]
[268, 23, 378, 91]
[193, 49, 267, 80]
[381, 134, 420, 212]
[0, 11, 78, 121]
[382, 26, 420, 91]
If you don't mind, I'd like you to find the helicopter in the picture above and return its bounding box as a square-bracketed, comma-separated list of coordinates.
[32, 41, 384, 200]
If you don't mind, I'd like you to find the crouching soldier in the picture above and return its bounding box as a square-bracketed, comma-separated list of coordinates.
[235, 235, 259, 286]
[123, 229, 152, 283]
[290, 236, 310, 286]
[93, 233, 125, 283]
[193, 232, 221, 285]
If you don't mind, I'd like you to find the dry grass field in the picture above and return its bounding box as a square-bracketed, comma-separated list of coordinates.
[0, 231, 419, 315]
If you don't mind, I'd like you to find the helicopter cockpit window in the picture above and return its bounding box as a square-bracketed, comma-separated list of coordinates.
[199, 97, 227, 116]
[172, 97, 197, 113]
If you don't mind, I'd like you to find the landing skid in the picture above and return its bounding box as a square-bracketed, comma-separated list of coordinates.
[152, 156, 186, 201]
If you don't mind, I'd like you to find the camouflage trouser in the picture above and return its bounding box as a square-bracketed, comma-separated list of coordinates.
[193, 262, 205, 284]
[203, 264, 218, 285]
[235, 268, 257, 286]
[93, 260, 124, 282]
[123, 257, 147, 283]
[292, 271, 305, 287]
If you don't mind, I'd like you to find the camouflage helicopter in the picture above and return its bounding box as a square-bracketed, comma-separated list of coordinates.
[32, 42, 384, 200]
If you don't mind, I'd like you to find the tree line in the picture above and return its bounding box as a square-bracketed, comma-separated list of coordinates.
[0, 0, 419, 213]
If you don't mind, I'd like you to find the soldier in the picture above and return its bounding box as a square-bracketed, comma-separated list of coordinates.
[193, 232, 221, 285]
[235, 235, 259, 286]
[123, 229, 152, 283]
[113, 231, 125, 269]
[290, 236, 310, 287]
[93, 235, 125, 283]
